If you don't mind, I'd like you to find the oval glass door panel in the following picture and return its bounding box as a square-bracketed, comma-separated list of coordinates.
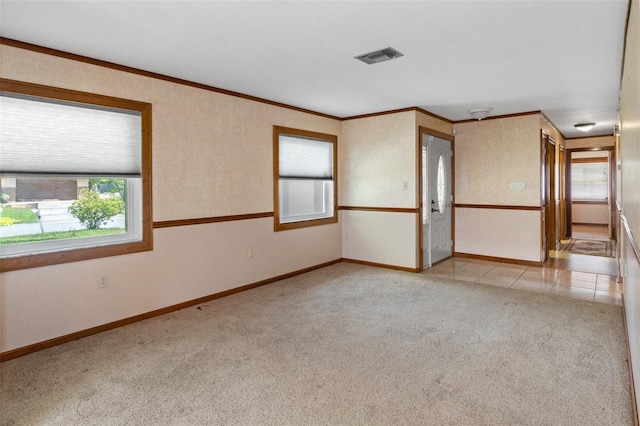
[437, 154, 446, 214]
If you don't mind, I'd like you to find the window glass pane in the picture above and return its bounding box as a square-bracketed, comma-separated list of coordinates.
[422, 146, 428, 224]
[437, 154, 447, 214]
[571, 162, 608, 200]
[279, 179, 333, 223]
[0, 178, 135, 257]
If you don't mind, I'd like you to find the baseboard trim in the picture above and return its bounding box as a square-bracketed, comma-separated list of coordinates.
[623, 295, 640, 426]
[0, 259, 342, 362]
[342, 258, 419, 273]
[454, 252, 543, 267]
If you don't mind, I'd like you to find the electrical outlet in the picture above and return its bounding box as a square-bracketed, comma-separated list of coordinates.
[248, 248, 254, 258]
[99, 275, 109, 288]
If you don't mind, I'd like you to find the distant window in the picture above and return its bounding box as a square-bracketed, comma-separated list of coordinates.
[571, 162, 608, 201]
[0, 80, 152, 271]
[273, 126, 337, 231]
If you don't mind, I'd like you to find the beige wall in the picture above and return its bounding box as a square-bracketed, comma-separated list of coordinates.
[341, 111, 417, 209]
[454, 115, 541, 206]
[453, 114, 542, 262]
[619, 0, 640, 412]
[572, 203, 609, 225]
[340, 111, 453, 269]
[566, 135, 615, 150]
[340, 111, 417, 268]
[416, 111, 454, 136]
[455, 208, 541, 262]
[540, 115, 566, 149]
[0, 45, 343, 352]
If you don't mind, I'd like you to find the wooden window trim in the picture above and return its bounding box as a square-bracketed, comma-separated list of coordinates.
[273, 126, 338, 232]
[571, 157, 608, 164]
[0, 79, 153, 272]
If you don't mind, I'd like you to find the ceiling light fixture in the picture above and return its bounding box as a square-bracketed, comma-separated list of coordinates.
[574, 122, 596, 132]
[468, 107, 492, 121]
[355, 47, 404, 65]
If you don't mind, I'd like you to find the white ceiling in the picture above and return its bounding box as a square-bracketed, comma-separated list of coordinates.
[0, 0, 628, 138]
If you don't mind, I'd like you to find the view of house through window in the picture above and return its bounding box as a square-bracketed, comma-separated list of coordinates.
[0, 177, 129, 246]
[0, 81, 151, 270]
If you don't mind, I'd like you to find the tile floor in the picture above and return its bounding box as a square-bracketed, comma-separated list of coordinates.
[424, 256, 623, 306]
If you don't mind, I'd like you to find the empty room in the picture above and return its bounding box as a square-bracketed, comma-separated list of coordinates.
[1, 1, 639, 424]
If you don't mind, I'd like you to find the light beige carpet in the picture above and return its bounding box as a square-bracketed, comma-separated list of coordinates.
[0, 263, 633, 425]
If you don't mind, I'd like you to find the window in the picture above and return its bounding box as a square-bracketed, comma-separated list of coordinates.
[273, 126, 337, 231]
[571, 161, 608, 201]
[436, 154, 447, 214]
[0, 79, 152, 272]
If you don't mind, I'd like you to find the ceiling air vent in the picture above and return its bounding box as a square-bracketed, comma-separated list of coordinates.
[355, 47, 404, 65]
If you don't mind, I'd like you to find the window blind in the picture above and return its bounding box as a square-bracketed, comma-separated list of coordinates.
[0, 93, 142, 177]
[571, 162, 608, 200]
[279, 135, 333, 180]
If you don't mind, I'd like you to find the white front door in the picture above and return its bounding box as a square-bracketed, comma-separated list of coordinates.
[423, 134, 452, 267]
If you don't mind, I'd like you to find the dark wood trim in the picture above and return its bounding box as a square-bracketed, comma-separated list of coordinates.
[453, 110, 542, 124]
[541, 131, 546, 262]
[571, 222, 609, 226]
[571, 157, 608, 164]
[568, 146, 615, 153]
[0, 259, 342, 362]
[339, 206, 419, 213]
[454, 204, 541, 211]
[415, 108, 454, 125]
[0, 79, 153, 273]
[418, 127, 454, 142]
[342, 258, 419, 273]
[540, 112, 567, 140]
[273, 126, 339, 232]
[342, 106, 452, 124]
[621, 214, 640, 265]
[1, 38, 456, 126]
[565, 144, 572, 236]
[154, 212, 274, 229]
[571, 200, 608, 205]
[0, 37, 340, 121]
[622, 294, 640, 426]
[454, 252, 543, 267]
[567, 146, 616, 240]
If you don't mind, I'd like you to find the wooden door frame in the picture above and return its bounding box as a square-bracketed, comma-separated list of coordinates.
[417, 126, 455, 271]
[565, 146, 616, 241]
[559, 146, 567, 241]
[541, 131, 556, 261]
